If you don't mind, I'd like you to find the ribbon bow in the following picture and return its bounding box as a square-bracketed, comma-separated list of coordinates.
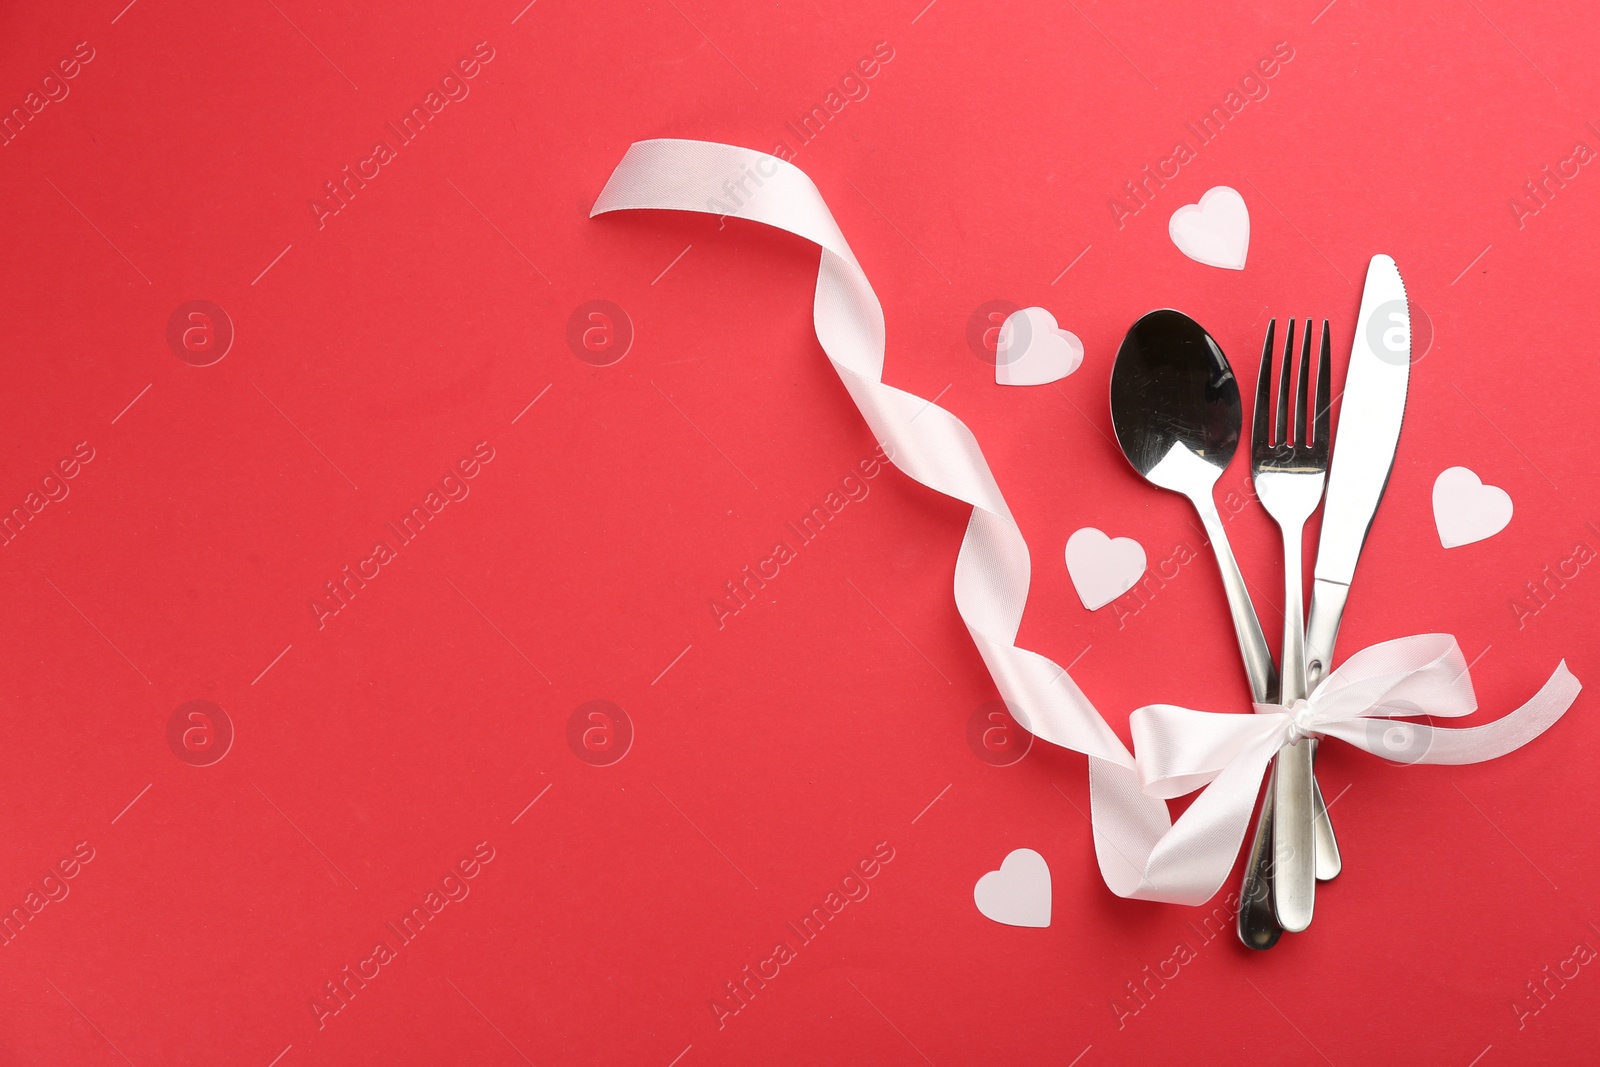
[1114, 634, 1579, 903]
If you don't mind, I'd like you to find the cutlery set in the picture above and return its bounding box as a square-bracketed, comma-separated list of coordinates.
[1109, 255, 1411, 947]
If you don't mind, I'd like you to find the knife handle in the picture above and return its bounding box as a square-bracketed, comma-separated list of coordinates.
[1305, 578, 1350, 690]
[1310, 743, 1342, 880]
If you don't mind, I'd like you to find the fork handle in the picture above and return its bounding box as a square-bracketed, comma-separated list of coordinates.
[1279, 521, 1310, 703]
[1273, 737, 1317, 930]
[1272, 517, 1315, 931]
[1239, 769, 1337, 945]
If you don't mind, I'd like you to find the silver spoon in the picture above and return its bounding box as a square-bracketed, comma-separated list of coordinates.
[1110, 310, 1279, 695]
[1109, 309, 1283, 946]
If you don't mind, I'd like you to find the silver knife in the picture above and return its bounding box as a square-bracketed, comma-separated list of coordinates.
[1304, 254, 1411, 875]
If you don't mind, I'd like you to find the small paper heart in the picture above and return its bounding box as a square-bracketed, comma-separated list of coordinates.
[1433, 466, 1513, 548]
[1065, 527, 1146, 610]
[995, 306, 1085, 387]
[974, 848, 1051, 928]
[1169, 186, 1250, 270]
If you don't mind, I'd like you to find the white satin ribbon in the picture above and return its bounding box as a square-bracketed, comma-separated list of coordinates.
[591, 139, 1582, 905]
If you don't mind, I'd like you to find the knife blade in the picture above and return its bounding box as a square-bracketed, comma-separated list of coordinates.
[1305, 255, 1411, 686]
[1299, 255, 1409, 885]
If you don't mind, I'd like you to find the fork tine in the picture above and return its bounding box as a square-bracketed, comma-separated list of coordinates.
[1255, 319, 1275, 451]
[1314, 319, 1332, 449]
[1276, 318, 1294, 445]
[1294, 319, 1312, 444]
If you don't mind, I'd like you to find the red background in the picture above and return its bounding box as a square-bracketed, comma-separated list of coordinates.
[2, 0, 1599, 1063]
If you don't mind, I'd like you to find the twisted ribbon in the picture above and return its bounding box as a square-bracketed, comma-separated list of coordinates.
[592, 139, 1581, 905]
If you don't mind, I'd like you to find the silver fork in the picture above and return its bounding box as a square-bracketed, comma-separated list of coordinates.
[1250, 318, 1331, 933]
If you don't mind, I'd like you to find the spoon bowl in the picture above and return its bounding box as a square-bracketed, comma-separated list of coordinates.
[1109, 309, 1242, 498]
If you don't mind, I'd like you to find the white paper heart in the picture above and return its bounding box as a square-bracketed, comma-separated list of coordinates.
[1064, 527, 1146, 610]
[1433, 466, 1513, 548]
[1168, 186, 1250, 270]
[995, 306, 1085, 386]
[974, 848, 1051, 928]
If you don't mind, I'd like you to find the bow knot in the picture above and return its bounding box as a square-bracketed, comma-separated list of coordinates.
[1284, 698, 1319, 744]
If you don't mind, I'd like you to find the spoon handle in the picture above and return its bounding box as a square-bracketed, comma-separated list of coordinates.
[1191, 496, 1277, 701]
[1237, 766, 1282, 949]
